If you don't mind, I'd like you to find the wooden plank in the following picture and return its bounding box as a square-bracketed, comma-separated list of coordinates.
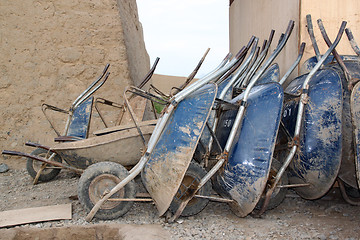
[0, 204, 72, 228]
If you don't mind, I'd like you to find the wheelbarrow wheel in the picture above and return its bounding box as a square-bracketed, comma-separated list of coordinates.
[255, 158, 288, 211]
[26, 148, 62, 182]
[169, 161, 212, 217]
[78, 161, 136, 220]
[344, 182, 360, 198]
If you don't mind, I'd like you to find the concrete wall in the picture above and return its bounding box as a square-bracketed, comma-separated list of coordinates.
[299, 0, 360, 68]
[0, 0, 149, 152]
[229, 0, 299, 84]
[229, 0, 360, 83]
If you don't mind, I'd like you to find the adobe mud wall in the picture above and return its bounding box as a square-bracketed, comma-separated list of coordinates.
[0, 0, 149, 155]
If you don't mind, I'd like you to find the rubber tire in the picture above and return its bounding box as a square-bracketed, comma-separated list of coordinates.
[255, 159, 288, 210]
[169, 161, 212, 217]
[78, 162, 136, 220]
[26, 148, 62, 182]
[344, 182, 360, 198]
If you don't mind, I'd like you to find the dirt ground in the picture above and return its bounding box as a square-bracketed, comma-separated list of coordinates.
[0, 158, 360, 240]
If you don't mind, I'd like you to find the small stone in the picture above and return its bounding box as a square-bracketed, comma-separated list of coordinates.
[176, 219, 184, 224]
[318, 234, 327, 240]
[0, 163, 9, 173]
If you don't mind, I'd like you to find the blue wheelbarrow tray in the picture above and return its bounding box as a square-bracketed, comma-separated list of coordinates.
[282, 68, 343, 200]
[327, 60, 360, 189]
[214, 82, 284, 217]
[141, 83, 217, 216]
[300, 55, 359, 75]
[256, 63, 280, 85]
[351, 81, 360, 188]
[196, 63, 280, 162]
[302, 57, 360, 189]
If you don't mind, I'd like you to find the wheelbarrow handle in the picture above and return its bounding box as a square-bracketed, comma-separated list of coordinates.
[71, 64, 110, 110]
[2, 150, 83, 174]
[232, 37, 259, 88]
[219, 36, 257, 83]
[317, 19, 352, 85]
[345, 28, 360, 56]
[279, 42, 306, 85]
[241, 29, 275, 87]
[137, 57, 160, 89]
[72, 71, 110, 111]
[306, 14, 321, 62]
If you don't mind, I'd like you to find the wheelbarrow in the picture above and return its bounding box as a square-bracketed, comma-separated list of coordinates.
[317, 21, 360, 203]
[287, 16, 360, 205]
[195, 29, 280, 167]
[2, 47, 216, 181]
[164, 20, 299, 222]
[346, 28, 360, 200]
[270, 18, 347, 208]
[1, 58, 161, 183]
[170, 32, 287, 217]
[218, 42, 306, 214]
[77, 48, 245, 221]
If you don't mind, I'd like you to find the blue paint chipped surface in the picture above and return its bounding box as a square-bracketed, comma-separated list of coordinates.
[67, 97, 93, 139]
[351, 82, 360, 188]
[256, 63, 280, 85]
[326, 61, 360, 188]
[300, 55, 359, 74]
[284, 68, 343, 199]
[141, 83, 217, 215]
[215, 82, 283, 217]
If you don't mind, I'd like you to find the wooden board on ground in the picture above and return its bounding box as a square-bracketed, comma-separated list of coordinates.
[0, 204, 72, 228]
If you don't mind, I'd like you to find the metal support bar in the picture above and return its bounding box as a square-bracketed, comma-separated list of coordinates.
[2, 150, 83, 174]
[317, 18, 353, 89]
[306, 14, 321, 62]
[345, 28, 360, 56]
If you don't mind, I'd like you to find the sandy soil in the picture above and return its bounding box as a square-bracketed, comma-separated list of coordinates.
[0, 160, 359, 240]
